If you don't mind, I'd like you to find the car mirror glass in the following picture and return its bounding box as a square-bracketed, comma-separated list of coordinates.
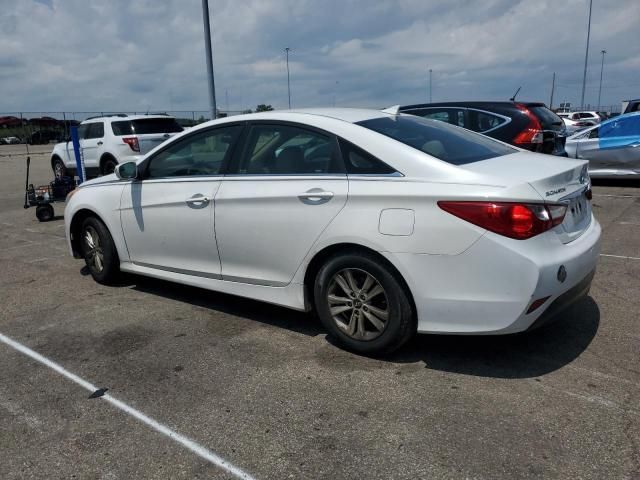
[115, 161, 137, 180]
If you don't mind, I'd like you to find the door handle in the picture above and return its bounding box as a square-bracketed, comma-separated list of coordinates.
[97, 141, 103, 146]
[298, 189, 334, 204]
[186, 194, 210, 206]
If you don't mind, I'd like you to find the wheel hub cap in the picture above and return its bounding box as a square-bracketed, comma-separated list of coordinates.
[326, 268, 389, 341]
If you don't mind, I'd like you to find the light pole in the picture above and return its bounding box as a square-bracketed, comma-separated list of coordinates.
[429, 69, 433, 103]
[201, 0, 217, 120]
[597, 49, 606, 110]
[580, 0, 593, 110]
[285, 47, 291, 109]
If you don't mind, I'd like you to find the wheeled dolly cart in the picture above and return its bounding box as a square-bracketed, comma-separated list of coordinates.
[23, 157, 77, 222]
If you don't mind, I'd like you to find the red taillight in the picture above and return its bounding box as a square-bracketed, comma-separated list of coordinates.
[437, 201, 567, 240]
[513, 104, 543, 145]
[122, 137, 140, 152]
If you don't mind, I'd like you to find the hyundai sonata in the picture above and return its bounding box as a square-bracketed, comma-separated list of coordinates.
[64, 108, 601, 354]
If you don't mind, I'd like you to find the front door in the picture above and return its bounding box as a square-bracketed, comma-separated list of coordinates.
[120, 125, 243, 276]
[215, 122, 348, 286]
[80, 121, 104, 169]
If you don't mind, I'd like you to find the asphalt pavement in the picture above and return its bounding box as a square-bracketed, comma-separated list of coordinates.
[0, 144, 638, 479]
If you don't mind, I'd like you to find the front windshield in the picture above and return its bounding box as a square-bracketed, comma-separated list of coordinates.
[357, 115, 517, 165]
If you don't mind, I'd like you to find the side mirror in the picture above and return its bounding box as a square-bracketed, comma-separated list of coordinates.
[115, 161, 138, 180]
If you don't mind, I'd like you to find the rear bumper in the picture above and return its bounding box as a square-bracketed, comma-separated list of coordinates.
[384, 214, 601, 334]
[526, 269, 595, 331]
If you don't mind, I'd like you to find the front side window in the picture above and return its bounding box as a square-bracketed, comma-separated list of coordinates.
[406, 108, 466, 128]
[357, 115, 516, 165]
[146, 126, 241, 178]
[239, 124, 342, 175]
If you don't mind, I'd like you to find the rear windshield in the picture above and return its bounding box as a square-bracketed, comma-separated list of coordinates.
[112, 118, 183, 136]
[529, 106, 563, 127]
[356, 115, 516, 165]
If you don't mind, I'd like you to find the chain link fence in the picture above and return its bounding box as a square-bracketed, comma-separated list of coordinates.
[0, 110, 249, 145]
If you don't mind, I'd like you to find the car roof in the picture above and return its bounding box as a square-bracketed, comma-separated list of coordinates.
[82, 114, 174, 124]
[399, 101, 547, 110]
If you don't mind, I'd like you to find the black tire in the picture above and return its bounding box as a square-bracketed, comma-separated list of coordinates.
[101, 156, 118, 176]
[35, 204, 54, 222]
[52, 157, 67, 179]
[314, 251, 415, 355]
[80, 216, 120, 284]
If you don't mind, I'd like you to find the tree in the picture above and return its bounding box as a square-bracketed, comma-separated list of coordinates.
[255, 104, 274, 112]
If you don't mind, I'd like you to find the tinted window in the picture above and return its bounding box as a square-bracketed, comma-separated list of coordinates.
[239, 124, 342, 174]
[85, 122, 104, 139]
[406, 108, 466, 128]
[78, 124, 90, 140]
[146, 126, 241, 178]
[529, 106, 563, 127]
[338, 139, 396, 175]
[588, 128, 599, 139]
[357, 115, 516, 165]
[468, 110, 506, 132]
[112, 118, 183, 136]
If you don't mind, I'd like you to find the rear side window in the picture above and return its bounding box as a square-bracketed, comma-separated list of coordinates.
[357, 115, 516, 165]
[112, 118, 183, 136]
[468, 110, 508, 133]
[238, 124, 343, 175]
[338, 139, 396, 175]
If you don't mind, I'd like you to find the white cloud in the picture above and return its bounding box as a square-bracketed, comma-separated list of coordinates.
[0, 0, 638, 115]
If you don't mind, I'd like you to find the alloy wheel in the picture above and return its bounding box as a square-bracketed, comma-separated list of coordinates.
[326, 268, 389, 341]
[83, 226, 104, 272]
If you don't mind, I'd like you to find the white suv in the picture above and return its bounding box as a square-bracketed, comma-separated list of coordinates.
[50, 114, 183, 177]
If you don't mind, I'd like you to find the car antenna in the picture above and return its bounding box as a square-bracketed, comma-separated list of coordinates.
[510, 87, 521, 102]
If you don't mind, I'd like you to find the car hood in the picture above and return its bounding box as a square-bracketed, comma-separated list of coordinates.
[461, 152, 589, 202]
[79, 173, 118, 187]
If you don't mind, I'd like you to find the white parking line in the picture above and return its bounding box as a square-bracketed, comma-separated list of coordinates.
[0, 332, 257, 480]
[600, 254, 640, 261]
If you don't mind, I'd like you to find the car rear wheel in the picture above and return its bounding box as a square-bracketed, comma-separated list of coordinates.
[52, 157, 67, 178]
[314, 251, 415, 355]
[80, 216, 119, 284]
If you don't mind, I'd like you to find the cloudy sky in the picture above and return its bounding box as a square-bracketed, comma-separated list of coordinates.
[1, 0, 639, 115]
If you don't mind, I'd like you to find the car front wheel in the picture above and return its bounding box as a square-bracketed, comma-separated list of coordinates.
[80, 216, 120, 284]
[314, 251, 415, 355]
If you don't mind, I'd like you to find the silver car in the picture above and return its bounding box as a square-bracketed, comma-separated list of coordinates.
[565, 112, 640, 178]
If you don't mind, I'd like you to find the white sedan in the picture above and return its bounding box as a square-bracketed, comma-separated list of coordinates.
[64, 108, 601, 354]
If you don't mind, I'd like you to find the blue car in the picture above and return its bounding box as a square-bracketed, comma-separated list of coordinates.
[565, 111, 640, 178]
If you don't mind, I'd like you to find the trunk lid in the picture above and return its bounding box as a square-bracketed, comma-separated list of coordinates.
[462, 152, 592, 243]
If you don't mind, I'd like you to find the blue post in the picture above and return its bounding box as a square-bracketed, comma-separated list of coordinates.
[70, 126, 85, 183]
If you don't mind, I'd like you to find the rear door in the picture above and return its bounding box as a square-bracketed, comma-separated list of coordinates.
[214, 121, 347, 286]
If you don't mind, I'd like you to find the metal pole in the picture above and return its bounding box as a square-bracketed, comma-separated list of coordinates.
[429, 69, 432, 103]
[550, 72, 556, 109]
[285, 47, 291, 109]
[597, 50, 606, 110]
[580, 0, 592, 110]
[201, 0, 217, 120]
